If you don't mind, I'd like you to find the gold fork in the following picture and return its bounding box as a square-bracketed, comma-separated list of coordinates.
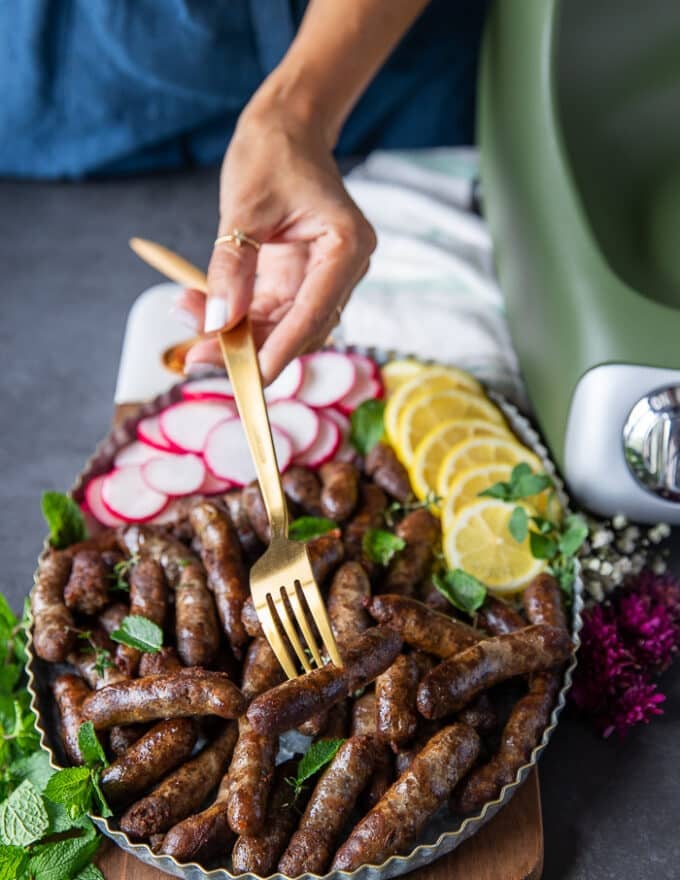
[129, 238, 343, 677]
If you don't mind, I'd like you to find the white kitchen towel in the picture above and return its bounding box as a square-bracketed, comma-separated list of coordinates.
[116, 148, 526, 406]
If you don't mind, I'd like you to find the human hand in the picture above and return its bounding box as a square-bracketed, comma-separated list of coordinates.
[178, 93, 376, 385]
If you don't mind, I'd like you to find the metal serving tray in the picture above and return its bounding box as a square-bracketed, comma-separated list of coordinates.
[26, 346, 583, 880]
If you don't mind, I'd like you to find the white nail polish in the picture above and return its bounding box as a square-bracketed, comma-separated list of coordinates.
[204, 298, 230, 333]
[169, 306, 199, 331]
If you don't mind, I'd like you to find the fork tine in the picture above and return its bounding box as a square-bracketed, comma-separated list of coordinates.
[300, 579, 343, 667]
[286, 581, 323, 668]
[257, 598, 298, 679]
[273, 589, 313, 673]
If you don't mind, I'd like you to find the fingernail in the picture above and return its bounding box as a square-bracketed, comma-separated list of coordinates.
[204, 298, 230, 333]
[169, 306, 199, 331]
[185, 361, 218, 377]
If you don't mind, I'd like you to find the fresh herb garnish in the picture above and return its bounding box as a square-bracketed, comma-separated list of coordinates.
[289, 517, 338, 542]
[40, 492, 87, 550]
[77, 632, 113, 679]
[109, 554, 139, 593]
[44, 723, 111, 821]
[110, 615, 163, 654]
[350, 399, 385, 456]
[285, 738, 345, 802]
[478, 462, 553, 503]
[362, 529, 406, 566]
[433, 569, 487, 616]
[384, 492, 441, 528]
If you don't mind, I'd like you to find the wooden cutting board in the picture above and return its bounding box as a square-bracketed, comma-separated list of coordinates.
[99, 403, 543, 880]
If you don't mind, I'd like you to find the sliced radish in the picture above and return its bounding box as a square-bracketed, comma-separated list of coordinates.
[295, 414, 341, 467]
[198, 471, 234, 496]
[142, 453, 206, 497]
[264, 358, 304, 403]
[85, 474, 126, 526]
[101, 466, 168, 522]
[181, 376, 234, 401]
[114, 441, 172, 468]
[204, 417, 293, 486]
[349, 353, 380, 381]
[160, 400, 237, 453]
[296, 352, 357, 408]
[267, 400, 320, 455]
[337, 377, 383, 415]
[137, 414, 177, 451]
[323, 408, 357, 463]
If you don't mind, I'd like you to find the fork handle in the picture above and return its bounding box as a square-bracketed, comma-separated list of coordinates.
[219, 321, 288, 540]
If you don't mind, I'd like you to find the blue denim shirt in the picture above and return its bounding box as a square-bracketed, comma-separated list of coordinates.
[0, 0, 487, 178]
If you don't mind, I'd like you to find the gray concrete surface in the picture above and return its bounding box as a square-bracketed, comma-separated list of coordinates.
[1, 169, 678, 880]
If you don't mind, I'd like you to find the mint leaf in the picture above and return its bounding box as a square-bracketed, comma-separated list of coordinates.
[433, 569, 487, 616]
[9, 751, 54, 792]
[513, 472, 552, 497]
[0, 844, 28, 880]
[350, 399, 385, 456]
[478, 480, 511, 501]
[362, 529, 406, 566]
[75, 866, 106, 880]
[0, 779, 49, 846]
[289, 517, 338, 542]
[508, 506, 528, 543]
[297, 739, 344, 786]
[510, 462, 532, 482]
[40, 492, 87, 550]
[44, 767, 92, 820]
[558, 515, 589, 558]
[111, 615, 163, 654]
[29, 825, 100, 880]
[77, 724, 107, 770]
[529, 531, 557, 560]
[89, 774, 112, 819]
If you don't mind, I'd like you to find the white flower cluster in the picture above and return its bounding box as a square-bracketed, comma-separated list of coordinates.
[579, 514, 670, 602]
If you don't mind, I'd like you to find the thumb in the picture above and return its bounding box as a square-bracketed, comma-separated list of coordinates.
[204, 230, 260, 333]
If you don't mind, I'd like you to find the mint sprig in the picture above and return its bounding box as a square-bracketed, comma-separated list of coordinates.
[362, 529, 406, 566]
[479, 462, 553, 503]
[40, 492, 87, 550]
[111, 615, 163, 654]
[433, 569, 487, 616]
[350, 399, 385, 456]
[285, 738, 345, 802]
[289, 517, 338, 542]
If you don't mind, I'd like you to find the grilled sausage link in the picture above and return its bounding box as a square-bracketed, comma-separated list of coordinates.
[308, 531, 346, 588]
[119, 722, 238, 840]
[68, 628, 127, 690]
[118, 525, 196, 589]
[351, 691, 377, 736]
[417, 625, 572, 719]
[63, 549, 109, 616]
[455, 672, 561, 813]
[279, 735, 385, 875]
[175, 561, 220, 667]
[328, 561, 372, 649]
[349, 691, 393, 807]
[189, 501, 249, 655]
[368, 594, 480, 657]
[242, 481, 272, 544]
[457, 693, 498, 734]
[241, 596, 263, 638]
[82, 670, 246, 729]
[159, 775, 235, 863]
[32, 550, 75, 662]
[138, 646, 183, 677]
[477, 596, 526, 636]
[54, 674, 91, 765]
[522, 573, 568, 633]
[97, 602, 128, 636]
[226, 638, 283, 836]
[344, 484, 388, 575]
[383, 509, 440, 597]
[282, 466, 324, 516]
[116, 558, 167, 677]
[222, 489, 263, 560]
[319, 461, 360, 522]
[376, 654, 420, 749]
[331, 724, 480, 871]
[231, 761, 301, 875]
[247, 627, 403, 737]
[101, 718, 197, 804]
[365, 443, 411, 502]
[109, 724, 146, 757]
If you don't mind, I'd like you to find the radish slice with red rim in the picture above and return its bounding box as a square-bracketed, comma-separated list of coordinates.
[264, 357, 304, 402]
[137, 414, 177, 451]
[198, 470, 233, 496]
[323, 408, 357, 462]
[204, 417, 293, 486]
[349, 353, 380, 381]
[85, 474, 126, 526]
[337, 377, 383, 415]
[160, 400, 237, 453]
[295, 414, 341, 467]
[296, 351, 357, 408]
[141, 453, 206, 497]
[267, 399, 320, 455]
[101, 466, 168, 522]
[181, 376, 234, 401]
[114, 441, 173, 468]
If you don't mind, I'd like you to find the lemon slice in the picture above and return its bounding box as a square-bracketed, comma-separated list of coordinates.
[441, 464, 514, 530]
[443, 498, 545, 593]
[396, 389, 505, 466]
[384, 366, 483, 448]
[437, 436, 542, 498]
[381, 359, 425, 395]
[409, 420, 511, 501]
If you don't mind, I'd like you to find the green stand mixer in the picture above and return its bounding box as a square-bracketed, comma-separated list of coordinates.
[478, 0, 680, 523]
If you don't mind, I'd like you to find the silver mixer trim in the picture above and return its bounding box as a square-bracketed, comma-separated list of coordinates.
[623, 386, 680, 502]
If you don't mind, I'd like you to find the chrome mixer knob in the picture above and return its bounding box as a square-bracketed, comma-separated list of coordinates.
[623, 386, 680, 502]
